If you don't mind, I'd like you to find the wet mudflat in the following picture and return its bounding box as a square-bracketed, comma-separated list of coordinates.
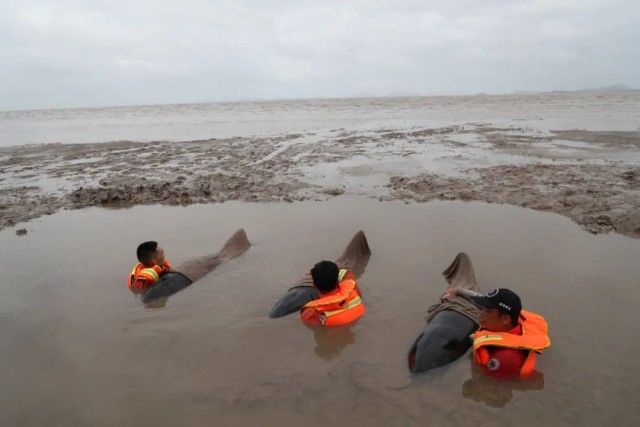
[1, 197, 639, 426]
[2, 92, 640, 238]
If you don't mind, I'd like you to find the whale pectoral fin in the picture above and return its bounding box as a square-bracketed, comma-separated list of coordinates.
[442, 252, 478, 291]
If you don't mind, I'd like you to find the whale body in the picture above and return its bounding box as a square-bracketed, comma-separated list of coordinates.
[142, 272, 193, 303]
[408, 310, 477, 372]
[408, 252, 482, 373]
[140, 228, 250, 305]
[269, 285, 321, 318]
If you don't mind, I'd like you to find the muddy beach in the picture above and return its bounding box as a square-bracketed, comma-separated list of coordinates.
[2, 122, 639, 237]
[2, 93, 640, 425]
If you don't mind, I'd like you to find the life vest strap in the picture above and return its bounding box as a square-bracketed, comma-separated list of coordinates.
[304, 278, 357, 308]
[127, 262, 167, 287]
[323, 295, 363, 317]
[472, 309, 550, 377]
[472, 309, 550, 353]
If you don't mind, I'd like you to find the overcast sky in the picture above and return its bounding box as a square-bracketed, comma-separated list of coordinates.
[1, 0, 639, 110]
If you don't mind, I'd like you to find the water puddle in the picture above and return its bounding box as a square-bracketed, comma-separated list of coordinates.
[1, 197, 638, 425]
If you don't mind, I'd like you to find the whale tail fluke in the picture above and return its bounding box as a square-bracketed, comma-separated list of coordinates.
[442, 252, 477, 291]
[218, 228, 251, 259]
[336, 230, 371, 277]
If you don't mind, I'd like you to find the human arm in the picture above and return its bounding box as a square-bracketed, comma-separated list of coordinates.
[300, 306, 324, 325]
[441, 287, 482, 301]
[129, 277, 151, 293]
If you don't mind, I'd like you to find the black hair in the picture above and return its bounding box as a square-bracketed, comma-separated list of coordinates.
[310, 260, 339, 293]
[137, 241, 158, 265]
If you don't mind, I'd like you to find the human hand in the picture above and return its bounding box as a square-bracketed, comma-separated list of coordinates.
[441, 288, 458, 301]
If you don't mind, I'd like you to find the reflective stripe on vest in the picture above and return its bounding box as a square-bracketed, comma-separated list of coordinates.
[472, 310, 550, 352]
[472, 309, 550, 377]
[128, 261, 170, 288]
[322, 295, 363, 318]
[304, 272, 356, 309]
[140, 268, 160, 281]
[302, 269, 364, 326]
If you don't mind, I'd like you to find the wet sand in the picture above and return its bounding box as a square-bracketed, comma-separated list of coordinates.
[1, 197, 639, 426]
[1, 125, 639, 237]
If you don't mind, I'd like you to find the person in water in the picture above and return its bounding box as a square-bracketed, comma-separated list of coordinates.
[127, 229, 251, 295]
[442, 287, 550, 378]
[300, 260, 366, 327]
[128, 241, 172, 293]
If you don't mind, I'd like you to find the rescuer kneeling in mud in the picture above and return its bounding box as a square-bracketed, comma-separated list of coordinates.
[300, 260, 365, 327]
[442, 287, 550, 378]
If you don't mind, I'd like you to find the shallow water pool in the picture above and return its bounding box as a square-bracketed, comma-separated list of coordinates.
[1, 197, 638, 425]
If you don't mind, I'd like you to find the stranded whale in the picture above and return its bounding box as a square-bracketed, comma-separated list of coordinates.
[269, 230, 371, 318]
[408, 252, 482, 373]
[142, 228, 251, 304]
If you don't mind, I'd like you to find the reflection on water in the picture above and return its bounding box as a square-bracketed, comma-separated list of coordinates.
[127, 282, 169, 309]
[461, 361, 545, 408]
[307, 324, 358, 359]
[143, 296, 168, 309]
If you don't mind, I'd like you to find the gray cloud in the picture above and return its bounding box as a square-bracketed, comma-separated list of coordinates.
[1, 0, 638, 110]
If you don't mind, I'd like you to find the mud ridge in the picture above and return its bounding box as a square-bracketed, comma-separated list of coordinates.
[388, 163, 640, 237]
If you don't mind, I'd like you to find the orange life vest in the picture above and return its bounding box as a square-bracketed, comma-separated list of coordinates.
[472, 309, 550, 377]
[301, 269, 365, 327]
[127, 260, 172, 289]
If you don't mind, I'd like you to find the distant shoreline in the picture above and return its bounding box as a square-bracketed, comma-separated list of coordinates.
[1, 85, 637, 114]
